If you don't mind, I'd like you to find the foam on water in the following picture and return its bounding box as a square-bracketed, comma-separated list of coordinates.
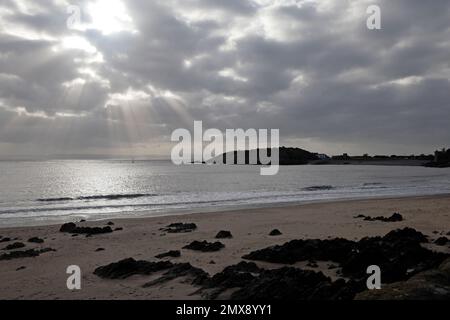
[0, 160, 449, 227]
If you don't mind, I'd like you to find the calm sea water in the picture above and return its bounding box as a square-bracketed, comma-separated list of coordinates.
[1, 160, 450, 227]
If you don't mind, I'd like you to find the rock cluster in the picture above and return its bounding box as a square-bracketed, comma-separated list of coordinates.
[0, 248, 55, 261]
[3, 242, 26, 250]
[94, 258, 173, 279]
[354, 213, 404, 222]
[159, 223, 197, 233]
[60, 222, 113, 236]
[243, 228, 447, 283]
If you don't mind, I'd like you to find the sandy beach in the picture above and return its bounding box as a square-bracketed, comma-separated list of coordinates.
[0, 194, 449, 300]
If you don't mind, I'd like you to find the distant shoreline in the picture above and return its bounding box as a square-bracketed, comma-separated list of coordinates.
[310, 159, 429, 166]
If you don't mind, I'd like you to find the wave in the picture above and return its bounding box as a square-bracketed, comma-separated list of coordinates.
[37, 193, 157, 202]
[302, 185, 334, 192]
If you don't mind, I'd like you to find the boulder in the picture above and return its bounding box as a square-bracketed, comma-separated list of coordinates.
[269, 229, 282, 236]
[215, 231, 233, 239]
[183, 240, 225, 252]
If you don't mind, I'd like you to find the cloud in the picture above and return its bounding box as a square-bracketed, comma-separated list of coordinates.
[0, 0, 449, 158]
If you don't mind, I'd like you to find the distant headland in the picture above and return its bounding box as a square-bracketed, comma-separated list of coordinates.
[200, 147, 450, 167]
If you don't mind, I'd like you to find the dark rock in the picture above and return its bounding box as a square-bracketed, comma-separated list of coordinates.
[60, 222, 76, 233]
[95, 248, 105, 252]
[434, 237, 449, 246]
[356, 258, 450, 300]
[0, 248, 55, 261]
[244, 238, 354, 265]
[106, 222, 114, 226]
[230, 267, 358, 300]
[94, 258, 174, 279]
[356, 213, 404, 222]
[183, 240, 225, 252]
[28, 237, 44, 244]
[160, 223, 197, 233]
[114, 227, 123, 231]
[269, 229, 282, 236]
[243, 228, 446, 284]
[16, 266, 26, 271]
[215, 231, 233, 239]
[3, 242, 25, 250]
[60, 222, 113, 236]
[208, 262, 261, 288]
[143, 263, 208, 288]
[94, 257, 209, 287]
[0, 237, 11, 243]
[209, 260, 216, 264]
[80, 219, 86, 223]
[155, 250, 181, 259]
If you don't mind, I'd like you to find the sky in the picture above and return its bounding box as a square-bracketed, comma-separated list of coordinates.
[0, 0, 449, 159]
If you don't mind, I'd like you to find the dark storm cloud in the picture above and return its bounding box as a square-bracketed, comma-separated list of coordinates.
[0, 0, 449, 157]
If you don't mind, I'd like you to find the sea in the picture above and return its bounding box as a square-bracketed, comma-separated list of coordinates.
[1, 160, 450, 227]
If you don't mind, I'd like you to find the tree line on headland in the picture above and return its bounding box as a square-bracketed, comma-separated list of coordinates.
[209, 147, 450, 167]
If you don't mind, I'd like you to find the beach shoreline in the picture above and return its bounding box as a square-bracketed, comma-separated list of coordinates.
[0, 194, 449, 299]
[2, 192, 450, 229]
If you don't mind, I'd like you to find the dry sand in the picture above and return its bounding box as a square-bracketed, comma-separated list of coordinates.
[0, 194, 449, 300]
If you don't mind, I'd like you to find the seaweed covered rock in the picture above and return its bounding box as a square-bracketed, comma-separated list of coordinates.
[160, 223, 197, 233]
[230, 267, 359, 300]
[60, 222, 113, 236]
[355, 213, 404, 222]
[143, 263, 208, 288]
[215, 231, 233, 239]
[207, 262, 261, 289]
[94, 258, 174, 279]
[183, 241, 225, 252]
[3, 242, 25, 250]
[243, 228, 447, 283]
[0, 248, 55, 261]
